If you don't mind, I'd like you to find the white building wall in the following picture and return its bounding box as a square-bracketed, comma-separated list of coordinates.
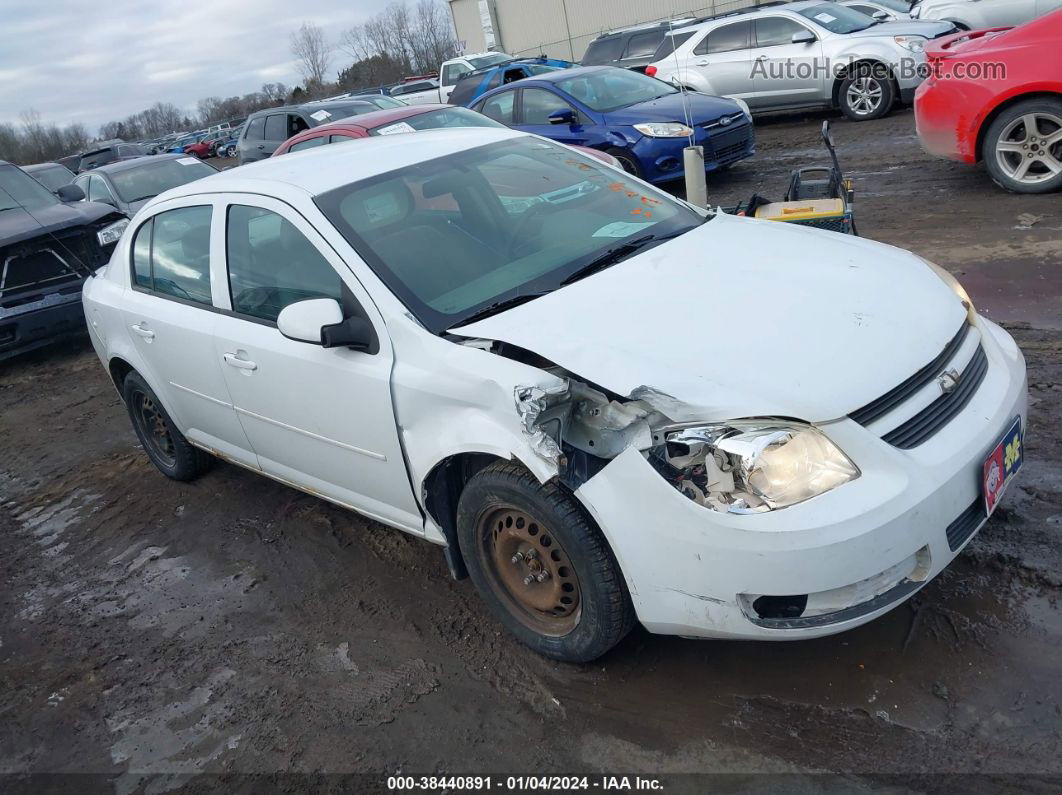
[448, 0, 763, 61]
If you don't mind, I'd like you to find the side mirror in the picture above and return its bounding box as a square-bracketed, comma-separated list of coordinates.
[322, 315, 376, 351]
[277, 298, 343, 344]
[56, 184, 85, 202]
[548, 108, 576, 125]
[791, 30, 817, 44]
[872, 10, 890, 20]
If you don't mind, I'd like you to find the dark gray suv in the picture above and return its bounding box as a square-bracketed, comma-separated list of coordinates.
[237, 100, 381, 164]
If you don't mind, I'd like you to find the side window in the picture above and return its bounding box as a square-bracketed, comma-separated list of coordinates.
[624, 30, 664, 59]
[479, 90, 516, 124]
[150, 207, 213, 304]
[329, 134, 356, 143]
[88, 176, 114, 203]
[225, 205, 342, 323]
[696, 21, 752, 54]
[289, 136, 327, 152]
[246, 117, 266, 140]
[584, 36, 626, 64]
[263, 114, 287, 140]
[442, 62, 471, 85]
[74, 175, 90, 196]
[755, 17, 810, 47]
[522, 88, 573, 125]
[486, 71, 504, 91]
[290, 114, 310, 135]
[131, 218, 153, 288]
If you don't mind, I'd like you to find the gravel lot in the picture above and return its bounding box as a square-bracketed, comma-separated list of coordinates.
[2, 109, 1061, 791]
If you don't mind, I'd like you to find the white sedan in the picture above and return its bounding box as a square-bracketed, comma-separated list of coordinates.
[83, 128, 1027, 662]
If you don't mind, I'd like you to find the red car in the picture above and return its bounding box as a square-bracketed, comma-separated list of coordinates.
[273, 103, 621, 168]
[915, 10, 1062, 193]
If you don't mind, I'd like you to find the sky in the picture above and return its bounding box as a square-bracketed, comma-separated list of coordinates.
[0, 0, 394, 133]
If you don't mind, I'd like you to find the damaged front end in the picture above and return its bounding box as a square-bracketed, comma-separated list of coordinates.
[511, 370, 859, 514]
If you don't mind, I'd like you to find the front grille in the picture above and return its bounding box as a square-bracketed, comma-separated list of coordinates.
[882, 343, 989, 449]
[851, 324, 970, 426]
[946, 498, 986, 551]
[0, 230, 97, 309]
[706, 124, 752, 165]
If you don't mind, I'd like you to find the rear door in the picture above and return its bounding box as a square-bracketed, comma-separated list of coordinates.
[210, 194, 424, 533]
[688, 21, 754, 99]
[239, 116, 267, 163]
[120, 200, 257, 466]
[749, 16, 825, 110]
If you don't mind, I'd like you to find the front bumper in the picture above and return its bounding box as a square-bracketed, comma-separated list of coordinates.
[632, 121, 755, 183]
[0, 288, 87, 361]
[574, 317, 1027, 639]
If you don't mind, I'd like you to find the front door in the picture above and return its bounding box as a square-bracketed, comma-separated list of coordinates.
[210, 195, 423, 533]
[120, 202, 258, 467]
[749, 16, 825, 110]
[516, 87, 592, 148]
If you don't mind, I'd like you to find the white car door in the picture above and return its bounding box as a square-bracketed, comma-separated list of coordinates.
[209, 194, 424, 534]
[120, 200, 258, 467]
[686, 20, 755, 100]
[749, 16, 826, 110]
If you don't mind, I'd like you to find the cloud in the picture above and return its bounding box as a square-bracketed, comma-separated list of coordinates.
[0, 0, 394, 133]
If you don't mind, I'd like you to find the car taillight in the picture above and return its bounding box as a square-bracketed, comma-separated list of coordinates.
[645, 65, 657, 77]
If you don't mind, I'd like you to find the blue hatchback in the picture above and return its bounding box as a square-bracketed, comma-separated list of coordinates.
[469, 65, 755, 184]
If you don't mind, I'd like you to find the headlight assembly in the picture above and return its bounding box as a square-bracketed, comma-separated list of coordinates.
[634, 122, 694, 138]
[649, 422, 859, 514]
[924, 258, 977, 324]
[894, 36, 926, 52]
[96, 218, 129, 247]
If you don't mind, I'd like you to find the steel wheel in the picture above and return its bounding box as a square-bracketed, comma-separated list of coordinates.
[845, 77, 883, 117]
[994, 112, 1062, 186]
[133, 391, 176, 468]
[476, 504, 581, 637]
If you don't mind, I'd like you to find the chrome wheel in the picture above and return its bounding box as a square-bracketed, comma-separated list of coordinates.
[845, 77, 883, 117]
[994, 112, 1062, 186]
[476, 504, 581, 637]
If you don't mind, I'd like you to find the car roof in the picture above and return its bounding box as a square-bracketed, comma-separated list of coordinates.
[84, 153, 188, 175]
[666, 0, 817, 33]
[160, 127, 527, 201]
[24, 162, 69, 172]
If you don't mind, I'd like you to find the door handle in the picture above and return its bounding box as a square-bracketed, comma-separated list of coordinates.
[223, 353, 258, 371]
[256, 144, 265, 150]
[695, 59, 710, 66]
[130, 323, 155, 341]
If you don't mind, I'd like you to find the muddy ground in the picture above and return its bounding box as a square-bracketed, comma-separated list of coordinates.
[2, 109, 1061, 792]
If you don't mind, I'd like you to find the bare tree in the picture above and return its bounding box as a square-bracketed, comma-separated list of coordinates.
[290, 22, 332, 93]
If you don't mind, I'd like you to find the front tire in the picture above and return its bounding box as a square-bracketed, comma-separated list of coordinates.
[839, 63, 895, 121]
[456, 461, 635, 663]
[122, 371, 212, 481]
[983, 98, 1062, 194]
[605, 147, 643, 179]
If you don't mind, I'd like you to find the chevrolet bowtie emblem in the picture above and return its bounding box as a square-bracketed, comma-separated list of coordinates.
[938, 368, 961, 395]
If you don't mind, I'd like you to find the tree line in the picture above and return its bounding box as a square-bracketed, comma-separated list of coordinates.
[0, 0, 462, 165]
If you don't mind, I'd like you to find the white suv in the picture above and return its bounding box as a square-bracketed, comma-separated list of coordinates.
[911, 0, 1062, 29]
[647, 1, 956, 120]
[83, 128, 1026, 662]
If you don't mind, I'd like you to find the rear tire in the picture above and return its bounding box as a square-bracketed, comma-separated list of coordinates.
[456, 460, 635, 663]
[122, 371, 212, 481]
[983, 98, 1062, 194]
[605, 147, 643, 179]
[838, 63, 895, 121]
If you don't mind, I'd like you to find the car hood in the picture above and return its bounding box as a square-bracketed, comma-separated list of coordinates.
[451, 213, 967, 424]
[846, 19, 956, 38]
[0, 200, 117, 248]
[604, 91, 744, 125]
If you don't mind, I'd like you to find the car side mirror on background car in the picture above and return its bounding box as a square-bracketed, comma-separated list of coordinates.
[56, 184, 85, 202]
[548, 109, 576, 125]
[872, 10, 890, 21]
[792, 30, 817, 44]
[277, 298, 376, 352]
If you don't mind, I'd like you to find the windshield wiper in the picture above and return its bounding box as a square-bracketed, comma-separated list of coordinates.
[560, 231, 685, 286]
[452, 290, 552, 327]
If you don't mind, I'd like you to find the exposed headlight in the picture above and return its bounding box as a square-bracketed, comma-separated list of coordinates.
[96, 218, 129, 247]
[894, 35, 926, 52]
[924, 258, 977, 324]
[634, 122, 694, 138]
[650, 422, 859, 514]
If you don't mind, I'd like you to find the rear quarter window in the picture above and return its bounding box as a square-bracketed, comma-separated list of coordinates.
[583, 36, 626, 64]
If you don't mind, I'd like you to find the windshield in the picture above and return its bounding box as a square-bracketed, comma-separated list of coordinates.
[468, 53, 512, 69]
[556, 69, 677, 112]
[109, 158, 217, 202]
[316, 136, 702, 333]
[367, 95, 404, 109]
[0, 164, 59, 212]
[798, 4, 876, 33]
[369, 107, 505, 135]
[30, 165, 75, 192]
